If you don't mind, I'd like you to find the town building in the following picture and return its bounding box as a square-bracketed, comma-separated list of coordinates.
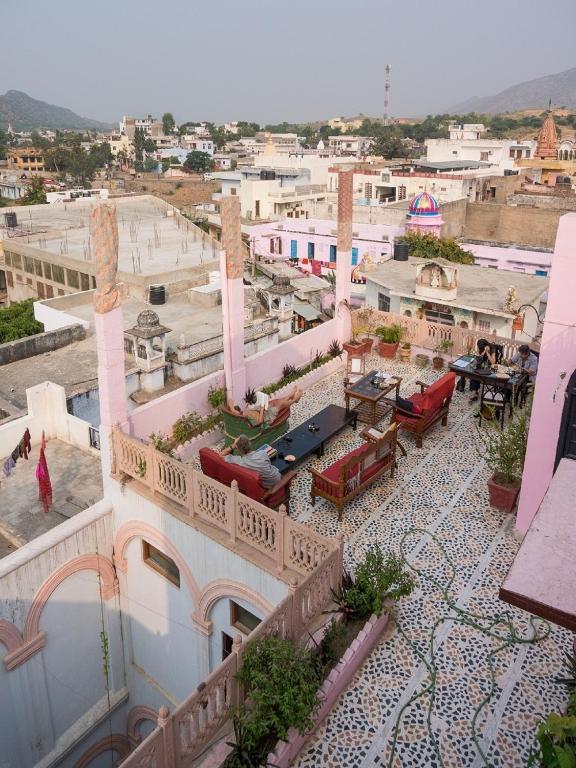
[425, 122, 535, 172]
[6, 147, 45, 174]
[328, 135, 372, 156]
[517, 111, 576, 182]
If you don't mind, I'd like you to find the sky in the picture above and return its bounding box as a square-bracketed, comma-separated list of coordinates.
[2, 0, 575, 126]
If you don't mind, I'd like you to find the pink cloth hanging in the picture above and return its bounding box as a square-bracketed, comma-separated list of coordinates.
[36, 432, 52, 514]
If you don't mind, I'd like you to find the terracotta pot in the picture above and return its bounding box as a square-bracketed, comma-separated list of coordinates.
[487, 476, 520, 513]
[432, 356, 444, 370]
[399, 346, 411, 362]
[343, 341, 365, 356]
[377, 341, 399, 359]
[362, 337, 374, 354]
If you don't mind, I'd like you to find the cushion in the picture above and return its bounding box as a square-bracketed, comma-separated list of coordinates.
[360, 457, 388, 484]
[421, 373, 456, 411]
[396, 395, 422, 415]
[199, 448, 266, 500]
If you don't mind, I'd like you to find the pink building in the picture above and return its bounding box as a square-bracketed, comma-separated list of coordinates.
[515, 212, 576, 533]
[463, 241, 551, 276]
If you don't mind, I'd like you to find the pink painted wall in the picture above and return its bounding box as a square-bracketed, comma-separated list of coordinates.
[464, 242, 552, 275]
[516, 213, 576, 533]
[127, 320, 339, 441]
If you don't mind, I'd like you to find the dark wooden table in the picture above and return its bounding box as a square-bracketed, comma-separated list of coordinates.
[271, 404, 357, 474]
[344, 370, 402, 426]
[450, 356, 528, 424]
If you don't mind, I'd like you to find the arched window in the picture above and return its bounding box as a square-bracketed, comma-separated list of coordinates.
[459, 320, 469, 329]
[404, 310, 412, 317]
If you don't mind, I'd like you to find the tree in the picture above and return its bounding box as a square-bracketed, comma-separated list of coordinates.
[398, 231, 475, 264]
[162, 112, 175, 135]
[161, 155, 181, 172]
[89, 142, 112, 168]
[133, 127, 145, 162]
[19, 176, 47, 205]
[143, 137, 157, 154]
[0, 128, 6, 160]
[0, 300, 44, 342]
[183, 151, 214, 173]
[30, 130, 51, 150]
[371, 129, 410, 159]
[144, 157, 159, 172]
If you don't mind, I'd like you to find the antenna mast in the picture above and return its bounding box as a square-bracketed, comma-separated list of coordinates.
[383, 64, 392, 126]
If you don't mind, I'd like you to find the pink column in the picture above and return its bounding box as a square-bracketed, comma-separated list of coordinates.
[91, 204, 128, 429]
[336, 169, 353, 342]
[516, 213, 576, 533]
[220, 196, 246, 405]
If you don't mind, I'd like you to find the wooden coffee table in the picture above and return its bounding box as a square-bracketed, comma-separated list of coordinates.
[345, 370, 402, 425]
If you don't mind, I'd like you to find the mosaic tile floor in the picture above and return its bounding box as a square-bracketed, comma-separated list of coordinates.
[276, 355, 571, 768]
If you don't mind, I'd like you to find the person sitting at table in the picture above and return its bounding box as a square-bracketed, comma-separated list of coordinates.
[510, 344, 538, 382]
[220, 435, 281, 489]
[226, 386, 302, 427]
[469, 339, 496, 403]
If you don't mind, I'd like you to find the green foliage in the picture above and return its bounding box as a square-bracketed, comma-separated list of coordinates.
[0, 127, 6, 160]
[328, 339, 343, 359]
[143, 157, 158, 172]
[556, 652, 576, 693]
[0, 299, 43, 342]
[529, 708, 576, 767]
[162, 112, 175, 135]
[282, 363, 300, 380]
[89, 141, 112, 168]
[262, 352, 331, 395]
[133, 126, 145, 162]
[477, 411, 529, 485]
[149, 432, 174, 455]
[371, 128, 410, 159]
[398, 231, 475, 264]
[314, 618, 348, 673]
[244, 388, 257, 405]
[207, 385, 226, 410]
[236, 636, 321, 744]
[19, 176, 47, 205]
[375, 325, 403, 344]
[334, 546, 415, 620]
[312, 349, 324, 368]
[183, 150, 215, 173]
[171, 410, 222, 445]
[225, 710, 274, 768]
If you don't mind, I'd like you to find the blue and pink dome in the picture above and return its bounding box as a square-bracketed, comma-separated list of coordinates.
[408, 191, 439, 216]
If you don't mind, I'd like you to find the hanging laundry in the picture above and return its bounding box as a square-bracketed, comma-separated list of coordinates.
[3, 456, 16, 477]
[36, 432, 52, 514]
[19, 428, 32, 460]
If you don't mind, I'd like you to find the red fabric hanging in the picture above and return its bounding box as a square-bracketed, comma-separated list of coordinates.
[36, 431, 52, 514]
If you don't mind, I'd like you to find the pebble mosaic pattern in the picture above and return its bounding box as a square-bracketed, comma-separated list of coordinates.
[262, 355, 571, 768]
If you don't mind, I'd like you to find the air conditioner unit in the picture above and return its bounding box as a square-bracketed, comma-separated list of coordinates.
[352, 231, 359, 237]
[308, 226, 315, 233]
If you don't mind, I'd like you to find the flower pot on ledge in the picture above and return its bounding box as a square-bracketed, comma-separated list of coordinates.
[343, 341, 365, 356]
[487, 476, 520, 513]
[377, 341, 399, 359]
[399, 345, 411, 363]
[362, 337, 374, 354]
[432, 356, 444, 371]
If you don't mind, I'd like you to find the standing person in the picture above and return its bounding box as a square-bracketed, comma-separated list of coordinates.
[469, 339, 496, 403]
[220, 435, 281, 489]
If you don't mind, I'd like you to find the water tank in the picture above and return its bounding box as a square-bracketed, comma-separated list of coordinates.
[149, 284, 166, 305]
[4, 212, 17, 229]
[394, 241, 409, 261]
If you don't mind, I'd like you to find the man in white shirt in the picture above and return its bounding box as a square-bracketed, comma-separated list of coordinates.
[510, 345, 538, 382]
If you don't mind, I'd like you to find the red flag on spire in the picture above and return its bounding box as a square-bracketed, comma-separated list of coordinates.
[36, 431, 52, 514]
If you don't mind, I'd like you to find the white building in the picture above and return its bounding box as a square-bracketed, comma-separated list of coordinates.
[180, 135, 214, 155]
[426, 123, 535, 173]
[328, 135, 372, 157]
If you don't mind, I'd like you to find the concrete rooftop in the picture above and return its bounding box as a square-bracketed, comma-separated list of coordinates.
[0, 439, 103, 554]
[0, 195, 222, 277]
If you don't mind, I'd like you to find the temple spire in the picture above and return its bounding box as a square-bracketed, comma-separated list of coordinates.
[535, 110, 558, 160]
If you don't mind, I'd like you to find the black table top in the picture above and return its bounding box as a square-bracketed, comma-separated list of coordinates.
[346, 370, 399, 400]
[450, 356, 527, 389]
[271, 404, 356, 474]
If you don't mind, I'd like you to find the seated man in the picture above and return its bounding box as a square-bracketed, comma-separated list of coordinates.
[226, 386, 302, 427]
[510, 344, 538, 382]
[220, 435, 281, 489]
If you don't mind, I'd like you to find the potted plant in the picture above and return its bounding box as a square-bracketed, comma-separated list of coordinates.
[478, 412, 528, 513]
[414, 353, 429, 368]
[399, 342, 411, 363]
[432, 340, 453, 370]
[343, 329, 365, 356]
[375, 325, 403, 359]
[356, 307, 375, 353]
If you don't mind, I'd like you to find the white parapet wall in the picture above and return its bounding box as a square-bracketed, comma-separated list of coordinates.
[0, 381, 98, 457]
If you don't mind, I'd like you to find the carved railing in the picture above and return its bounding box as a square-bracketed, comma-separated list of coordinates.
[112, 428, 338, 581]
[357, 309, 540, 359]
[119, 525, 343, 768]
[175, 318, 278, 364]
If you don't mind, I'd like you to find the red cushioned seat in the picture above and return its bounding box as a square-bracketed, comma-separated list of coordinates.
[390, 372, 456, 448]
[322, 444, 369, 482]
[360, 457, 388, 484]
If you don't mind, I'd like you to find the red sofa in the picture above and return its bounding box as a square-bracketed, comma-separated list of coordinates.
[199, 447, 296, 512]
[310, 424, 397, 520]
[388, 372, 456, 448]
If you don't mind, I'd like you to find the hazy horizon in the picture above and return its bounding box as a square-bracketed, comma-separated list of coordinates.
[2, 0, 575, 125]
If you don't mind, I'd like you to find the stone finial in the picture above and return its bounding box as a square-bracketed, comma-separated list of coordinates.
[536, 112, 559, 160]
[91, 203, 121, 314]
[157, 705, 170, 724]
[504, 285, 519, 313]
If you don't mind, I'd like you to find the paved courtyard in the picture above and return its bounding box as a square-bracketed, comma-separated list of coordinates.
[0, 438, 103, 550]
[266, 355, 570, 768]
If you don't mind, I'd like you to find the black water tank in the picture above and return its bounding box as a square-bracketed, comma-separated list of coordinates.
[4, 212, 17, 229]
[394, 241, 409, 261]
[149, 285, 166, 305]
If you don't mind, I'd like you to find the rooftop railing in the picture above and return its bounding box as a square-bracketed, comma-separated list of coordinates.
[112, 426, 337, 580]
[174, 318, 278, 364]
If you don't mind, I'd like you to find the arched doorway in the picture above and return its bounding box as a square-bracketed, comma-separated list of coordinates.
[555, 369, 576, 469]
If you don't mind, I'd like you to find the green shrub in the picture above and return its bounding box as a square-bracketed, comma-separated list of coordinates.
[149, 432, 174, 455]
[397, 231, 475, 264]
[334, 545, 414, 620]
[375, 325, 403, 344]
[207, 385, 226, 411]
[328, 339, 343, 358]
[235, 636, 321, 745]
[477, 411, 528, 485]
[0, 299, 43, 343]
[171, 411, 222, 444]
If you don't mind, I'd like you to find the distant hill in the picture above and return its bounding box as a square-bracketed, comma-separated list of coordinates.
[450, 67, 576, 114]
[0, 90, 111, 131]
